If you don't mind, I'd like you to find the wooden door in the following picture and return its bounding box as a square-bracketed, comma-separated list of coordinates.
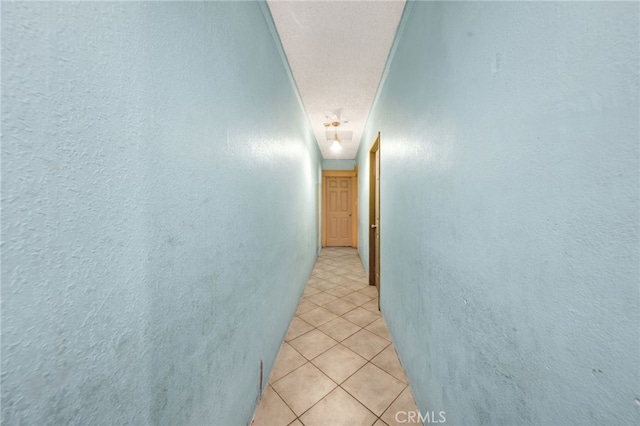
[322, 170, 358, 248]
[369, 134, 380, 308]
[326, 177, 352, 246]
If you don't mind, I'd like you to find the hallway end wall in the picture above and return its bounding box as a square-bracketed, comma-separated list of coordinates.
[357, 2, 639, 425]
[2, 2, 321, 425]
[322, 159, 356, 170]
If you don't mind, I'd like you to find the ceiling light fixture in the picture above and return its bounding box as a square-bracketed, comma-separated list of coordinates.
[328, 121, 342, 152]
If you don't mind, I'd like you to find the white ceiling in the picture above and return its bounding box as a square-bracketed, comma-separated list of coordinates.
[266, 0, 406, 160]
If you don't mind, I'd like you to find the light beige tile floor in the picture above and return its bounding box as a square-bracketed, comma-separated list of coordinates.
[252, 247, 421, 426]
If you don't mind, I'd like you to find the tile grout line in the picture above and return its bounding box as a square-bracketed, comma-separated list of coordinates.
[257, 248, 414, 426]
[278, 330, 396, 422]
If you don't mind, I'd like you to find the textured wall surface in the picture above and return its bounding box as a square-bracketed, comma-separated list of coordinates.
[322, 159, 356, 170]
[356, 2, 639, 424]
[1, 2, 321, 424]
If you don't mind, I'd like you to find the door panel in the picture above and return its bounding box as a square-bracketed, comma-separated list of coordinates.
[329, 218, 338, 238]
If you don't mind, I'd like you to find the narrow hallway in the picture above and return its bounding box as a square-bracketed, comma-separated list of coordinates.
[253, 248, 420, 426]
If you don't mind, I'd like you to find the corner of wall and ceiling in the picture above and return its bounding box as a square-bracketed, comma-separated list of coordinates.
[257, 0, 322, 160]
[355, 0, 415, 162]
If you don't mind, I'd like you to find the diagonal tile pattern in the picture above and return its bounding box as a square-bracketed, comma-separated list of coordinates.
[252, 247, 422, 426]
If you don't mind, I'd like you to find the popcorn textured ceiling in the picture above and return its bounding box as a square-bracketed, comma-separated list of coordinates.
[266, 0, 406, 160]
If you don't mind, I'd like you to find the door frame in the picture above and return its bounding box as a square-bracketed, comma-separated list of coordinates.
[322, 168, 358, 248]
[369, 134, 380, 297]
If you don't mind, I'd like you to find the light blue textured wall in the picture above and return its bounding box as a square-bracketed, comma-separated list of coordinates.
[357, 2, 639, 425]
[322, 159, 356, 170]
[1, 2, 321, 425]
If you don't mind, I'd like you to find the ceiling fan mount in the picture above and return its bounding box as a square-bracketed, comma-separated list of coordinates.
[324, 121, 341, 128]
